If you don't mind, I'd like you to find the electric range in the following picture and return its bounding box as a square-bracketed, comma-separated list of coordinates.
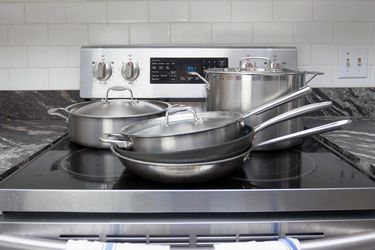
[1, 47, 375, 249]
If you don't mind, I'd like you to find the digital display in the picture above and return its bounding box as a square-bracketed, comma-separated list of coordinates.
[150, 57, 228, 84]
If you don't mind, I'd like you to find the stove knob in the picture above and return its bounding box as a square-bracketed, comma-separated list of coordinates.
[122, 61, 140, 81]
[270, 62, 284, 72]
[92, 61, 112, 81]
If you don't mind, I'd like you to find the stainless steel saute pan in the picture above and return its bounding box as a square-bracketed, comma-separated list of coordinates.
[100, 101, 331, 153]
[111, 120, 351, 183]
[48, 85, 170, 148]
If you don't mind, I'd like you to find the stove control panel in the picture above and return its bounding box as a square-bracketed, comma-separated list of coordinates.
[150, 57, 228, 84]
[80, 46, 297, 98]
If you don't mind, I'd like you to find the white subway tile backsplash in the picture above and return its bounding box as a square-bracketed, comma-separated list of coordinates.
[294, 23, 333, 43]
[254, 23, 293, 43]
[0, 69, 9, 90]
[299, 65, 332, 88]
[108, 1, 148, 23]
[9, 68, 48, 90]
[232, 1, 272, 22]
[355, 1, 375, 22]
[191, 1, 230, 22]
[334, 23, 371, 43]
[67, 47, 80, 67]
[311, 45, 338, 65]
[28, 47, 67, 67]
[172, 23, 211, 44]
[314, 0, 354, 22]
[0, 3, 24, 24]
[294, 44, 311, 66]
[26, 2, 65, 24]
[213, 23, 252, 44]
[273, 0, 312, 22]
[0, 47, 27, 68]
[49, 24, 88, 45]
[150, 1, 189, 22]
[0, 25, 7, 45]
[0, 0, 374, 90]
[49, 68, 79, 90]
[89, 24, 129, 45]
[130, 23, 170, 44]
[67, 2, 106, 24]
[8, 25, 48, 46]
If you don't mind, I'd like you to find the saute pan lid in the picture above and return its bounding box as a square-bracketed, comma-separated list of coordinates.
[121, 106, 243, 138]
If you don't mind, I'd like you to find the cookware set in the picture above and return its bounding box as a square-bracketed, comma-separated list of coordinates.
[49, 58, 351, 183]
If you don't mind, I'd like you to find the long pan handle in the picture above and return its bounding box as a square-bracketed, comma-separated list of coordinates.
[242, 86, 312, 118]
[253, 119, 352, 150]
[253, 101, 332, 134]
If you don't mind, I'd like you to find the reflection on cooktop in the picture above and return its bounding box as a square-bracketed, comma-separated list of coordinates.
[1, 136, 375, 190]
[60, 148, 125, 183]
[229, 150, 316, 188]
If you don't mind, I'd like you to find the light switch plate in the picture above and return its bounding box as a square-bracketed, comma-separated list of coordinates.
[338, 46, 368, 78]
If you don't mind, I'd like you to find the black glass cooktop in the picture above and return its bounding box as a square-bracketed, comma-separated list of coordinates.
[1, 136, 375, 190]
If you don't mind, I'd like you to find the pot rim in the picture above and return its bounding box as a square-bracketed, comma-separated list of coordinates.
[65, 100, 171, 119]
[204, 68, 304, 76]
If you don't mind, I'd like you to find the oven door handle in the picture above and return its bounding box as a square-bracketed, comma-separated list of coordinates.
[2, 232, 375, 250]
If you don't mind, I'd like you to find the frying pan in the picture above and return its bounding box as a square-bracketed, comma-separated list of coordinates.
[111, 119, 351, 183]
[101, 101, 331, 153]
[100, 86, 313, 153]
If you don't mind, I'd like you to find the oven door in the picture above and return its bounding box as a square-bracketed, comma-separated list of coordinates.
[1, 211, 375, 250]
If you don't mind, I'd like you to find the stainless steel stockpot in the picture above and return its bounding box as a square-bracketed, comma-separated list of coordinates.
[100, 101, 332, 153]
[189, 56, 323, 150]
[48, 86, 170, 149]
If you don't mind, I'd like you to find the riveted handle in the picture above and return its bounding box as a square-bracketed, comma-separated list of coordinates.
[99, 133, 133, 150]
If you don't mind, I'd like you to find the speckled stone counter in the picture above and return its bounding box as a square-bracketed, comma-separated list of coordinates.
[0, 120, 66, 177]
[305, 117, 375, 178]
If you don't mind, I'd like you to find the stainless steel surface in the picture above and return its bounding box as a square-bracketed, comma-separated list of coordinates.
[80, 46, 297, 98]
[240, 56, 272, 70]
[49, 96, 170, 148]
[2, 221, 375, 250]
[0, 235, 65, 250]
[301, 231, 375, 250]
[103, 101, 331, 153]
[2, 231, 375, 250]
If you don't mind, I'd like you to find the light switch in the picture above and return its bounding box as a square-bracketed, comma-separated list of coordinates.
[338, 46, 368, 78]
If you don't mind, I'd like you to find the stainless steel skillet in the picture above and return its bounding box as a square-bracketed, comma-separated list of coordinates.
[111, 119, 351, 183]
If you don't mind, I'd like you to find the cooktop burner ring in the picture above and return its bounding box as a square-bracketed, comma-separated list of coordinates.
[60, 148, 125, 183]
[228, 149, 316, 187]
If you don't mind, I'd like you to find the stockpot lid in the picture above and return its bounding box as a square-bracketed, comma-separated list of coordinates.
[204, 56, 302, 76]
[121, 107, 243, 138]
[204, 67, 302, 76]
[68, 86, 168, 118]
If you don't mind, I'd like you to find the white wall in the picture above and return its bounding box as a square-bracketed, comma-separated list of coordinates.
[0, 0, 374, 90]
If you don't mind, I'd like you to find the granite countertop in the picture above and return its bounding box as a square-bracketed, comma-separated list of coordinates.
[305, 117, 375, 178]
[0, 120, 66, 178]
[1, 117, 375, 181]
